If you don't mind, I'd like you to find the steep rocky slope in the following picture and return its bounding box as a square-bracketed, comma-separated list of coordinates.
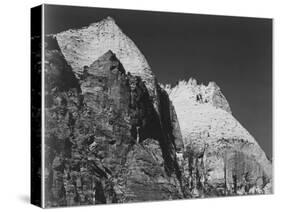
[42, 16, 272, 207]
[165, 79, 272, 197]
[44, 37, 183, 207]
[54, 15, 184, 155]
[55, 17, 159, 112]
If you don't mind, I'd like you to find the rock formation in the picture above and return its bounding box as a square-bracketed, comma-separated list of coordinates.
[44, 36, 183, 207]
[42, 17, 272, 207]
[165, 79, 272, 197]
[55, 17, 159, 111]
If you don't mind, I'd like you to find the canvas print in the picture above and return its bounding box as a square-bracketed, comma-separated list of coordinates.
[31, 4, 273, 208]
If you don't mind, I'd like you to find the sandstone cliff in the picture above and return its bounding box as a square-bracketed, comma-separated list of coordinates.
[42, 17, 272, 207]
[55, 17, 159, 112]
[165, 79, 272, 197]
[44, 37, 183, 207]
[54, 15, 184, 160]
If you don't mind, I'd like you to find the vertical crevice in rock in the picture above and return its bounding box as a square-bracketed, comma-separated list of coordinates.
[44, 41, 184, 206]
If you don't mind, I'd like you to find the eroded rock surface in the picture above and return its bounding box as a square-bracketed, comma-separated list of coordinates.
[42, 17, 272, 208]
[166, 79, 272, 197]
[44, 38, 183, 207]
[55, 17, 159, 112]
[54, 17, 184, 155]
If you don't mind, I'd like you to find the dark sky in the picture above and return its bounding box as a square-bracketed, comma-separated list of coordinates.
[45, 4, 272, 158]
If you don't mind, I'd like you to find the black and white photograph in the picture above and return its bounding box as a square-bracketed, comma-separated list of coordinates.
[30, 4, 274, 208]
[2, 0, 281, 211]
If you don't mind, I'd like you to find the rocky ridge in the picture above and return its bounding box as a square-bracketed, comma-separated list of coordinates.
[55, 17, 159, 111]
[165, 78, 272, 197]
[44, 36, 183, 207]
[43, 17, 272, 207]
[54, 15, 184, 177]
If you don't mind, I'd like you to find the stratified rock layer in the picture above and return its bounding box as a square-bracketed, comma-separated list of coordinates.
[44, 38, 183, 207]
[166, 79, 272, 197]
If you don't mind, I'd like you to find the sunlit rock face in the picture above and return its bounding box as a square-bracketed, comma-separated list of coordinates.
[55, 17, 158, 109]
[55, 16, 183, 153]
[43, 16, 272, 208]
[44, 37, 183, 207]
[165, 79, 272, 197]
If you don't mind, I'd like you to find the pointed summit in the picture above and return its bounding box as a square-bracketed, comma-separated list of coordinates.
[55, 17, 160, 112]
[55, 17, 154, 87]
[55, 17, 162, 115]
[166, 78, 231, 113]
[104, 16, 116, 22]
[90, 16, 116, 27]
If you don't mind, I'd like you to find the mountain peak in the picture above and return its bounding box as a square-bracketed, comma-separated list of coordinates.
[104, 16, 116, 22]
[166, 77, 272, 190]
[55, 17, 157, 98]
[89, 16, 116, 27]
[56, 17, 152, 75]
[165, 77, 231, 113]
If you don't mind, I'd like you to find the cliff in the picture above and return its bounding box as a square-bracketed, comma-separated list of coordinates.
[54, 15, 184, 162]
[55, 17, 159, 112]
[42, 17, 272, 207]
[165, 79, 272, 197]
[44, 37, 183, 207]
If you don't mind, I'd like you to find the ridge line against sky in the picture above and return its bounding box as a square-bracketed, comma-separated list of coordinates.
[44, 4, 272, 158]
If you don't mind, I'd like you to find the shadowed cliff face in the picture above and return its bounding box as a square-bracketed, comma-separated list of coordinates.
[44, 37, 183, 207]
[42, 17, 272, 208]
[55, 16, 160, 115]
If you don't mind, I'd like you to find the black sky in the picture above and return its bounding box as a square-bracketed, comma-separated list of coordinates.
[45, 4, 272, 158]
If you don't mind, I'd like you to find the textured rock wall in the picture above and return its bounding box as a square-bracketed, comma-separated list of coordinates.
[54, 16, 184, 185]
[54, 19, 186, 173]
[42, 17, 272, 207]
[44, 38, 183, 207]
[55, 17, 159, 112]
[166, 79, 272, 197]
[165, 78, 231, 113]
